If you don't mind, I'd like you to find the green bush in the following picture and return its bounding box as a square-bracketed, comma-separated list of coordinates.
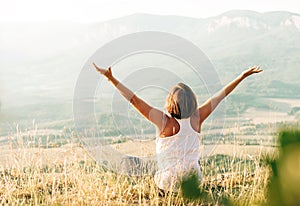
[266, 129, 300, 206]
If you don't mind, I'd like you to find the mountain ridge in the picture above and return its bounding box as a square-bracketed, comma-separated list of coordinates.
[1, 9, 300, 108]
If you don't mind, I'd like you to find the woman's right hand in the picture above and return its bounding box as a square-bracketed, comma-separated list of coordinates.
[92, 63, 113, 79]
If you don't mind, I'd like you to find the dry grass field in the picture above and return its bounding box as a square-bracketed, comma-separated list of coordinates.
[0, 140, 275, 205]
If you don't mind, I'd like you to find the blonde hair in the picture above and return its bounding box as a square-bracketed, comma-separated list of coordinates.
[165, 83, 197, 119]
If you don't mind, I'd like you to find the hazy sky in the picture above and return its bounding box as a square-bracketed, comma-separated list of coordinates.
[1, 0, 300, 23]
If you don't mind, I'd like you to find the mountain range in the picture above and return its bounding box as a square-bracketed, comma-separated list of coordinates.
[0, 10, 299, 125]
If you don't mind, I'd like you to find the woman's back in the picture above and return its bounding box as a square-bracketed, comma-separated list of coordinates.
[154, 118, 202, 192]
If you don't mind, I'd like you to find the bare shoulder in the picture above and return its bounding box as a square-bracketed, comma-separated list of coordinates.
[158, 116, 180, 138]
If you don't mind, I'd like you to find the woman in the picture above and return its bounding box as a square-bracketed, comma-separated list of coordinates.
[92, 63, 262, 192]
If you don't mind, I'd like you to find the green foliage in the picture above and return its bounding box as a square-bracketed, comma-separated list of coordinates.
[180, 171, 203, 200]
[279, 129, 300, 148]
[265, 129, 300, 206]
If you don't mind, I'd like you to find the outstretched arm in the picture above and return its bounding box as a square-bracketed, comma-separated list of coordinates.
[92, 63, 168, 131]
[198, 66, 263, 125]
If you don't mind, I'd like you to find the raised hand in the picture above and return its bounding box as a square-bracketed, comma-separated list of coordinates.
[92, 63, 113, 79]
[242, 66, 263, 77]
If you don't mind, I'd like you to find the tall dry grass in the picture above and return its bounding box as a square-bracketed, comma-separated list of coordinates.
[0, 119, 279, 205]
[0, 143, 272, 206]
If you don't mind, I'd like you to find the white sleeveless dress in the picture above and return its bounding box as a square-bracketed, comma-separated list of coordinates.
[154, 118, 202, 192]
